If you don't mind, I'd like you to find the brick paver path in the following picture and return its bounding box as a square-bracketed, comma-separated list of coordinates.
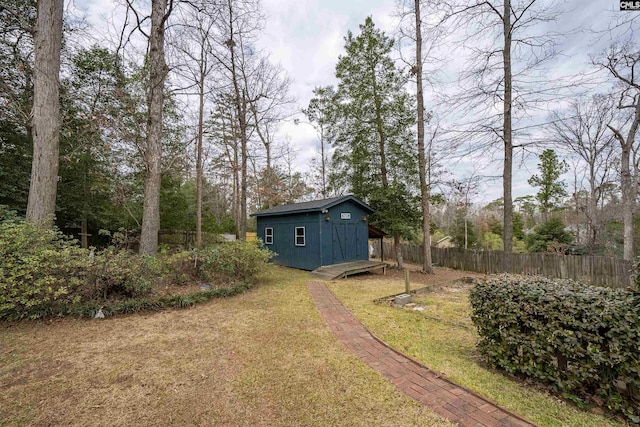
[307, 281, 538, 427]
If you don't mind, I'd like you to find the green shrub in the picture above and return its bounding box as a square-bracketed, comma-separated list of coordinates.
[164, 251, 198, 285]
[0, 219, 89, 320]
[85, 249, 163, 300]
[470, 275, 640, 421]
[0, 217, 270, 320]
[197, 241, 274, 282]
[525, 217, 573, 252]
[632, 257, 640, 291]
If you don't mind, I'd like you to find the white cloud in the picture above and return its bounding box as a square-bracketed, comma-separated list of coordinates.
[71, 0, 638, 204]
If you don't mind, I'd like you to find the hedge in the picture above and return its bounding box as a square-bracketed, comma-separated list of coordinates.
[469, 274, 640, 422]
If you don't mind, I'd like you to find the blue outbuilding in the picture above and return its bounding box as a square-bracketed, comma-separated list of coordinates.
[250, 195, 375, 271]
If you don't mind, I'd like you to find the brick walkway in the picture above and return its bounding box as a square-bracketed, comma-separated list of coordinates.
[307, 281, 538, 427]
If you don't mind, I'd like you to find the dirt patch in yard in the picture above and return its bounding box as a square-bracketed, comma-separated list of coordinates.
[344, 261, 485, 290]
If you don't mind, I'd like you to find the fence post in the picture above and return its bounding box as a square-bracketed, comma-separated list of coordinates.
[404, 268, 410, 294]
[559, 256, 567, 279]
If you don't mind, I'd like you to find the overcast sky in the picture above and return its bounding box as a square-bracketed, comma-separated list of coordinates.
[75, 0, 637, 204]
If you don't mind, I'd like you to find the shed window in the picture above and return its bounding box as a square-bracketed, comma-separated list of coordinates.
[295, 227, 305, 246]
[265, 227, 273, 245]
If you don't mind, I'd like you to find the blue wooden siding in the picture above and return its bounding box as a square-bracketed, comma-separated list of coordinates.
[256, 199, 370, 270]
[257, 212, 323, 270]
[325, 201, 369, 264]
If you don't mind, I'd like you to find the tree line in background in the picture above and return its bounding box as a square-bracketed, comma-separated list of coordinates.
[303, 2, 640, 264]
[0, 0, 307, 254]
[1, 0, 639, 265]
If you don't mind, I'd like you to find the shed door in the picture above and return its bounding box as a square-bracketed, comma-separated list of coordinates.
[332, 223, 358, 264]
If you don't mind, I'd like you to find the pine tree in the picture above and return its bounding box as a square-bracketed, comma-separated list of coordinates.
[528, 149, 568, 220]
[330, 17, 419, 268]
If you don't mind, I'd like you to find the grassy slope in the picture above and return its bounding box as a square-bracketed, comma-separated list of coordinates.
[328, 272, 626, 427]
[0, 267, 451, 427]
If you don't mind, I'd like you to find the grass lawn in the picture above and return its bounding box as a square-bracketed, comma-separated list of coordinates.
[328, 265, 627, 427]
[0, 266, 452, 427]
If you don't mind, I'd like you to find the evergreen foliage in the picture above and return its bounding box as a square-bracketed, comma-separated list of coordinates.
[329, 17, 419, 239]
[0, 214, 89, 319]
[0, 211, 272, 320]
[471, 275, 640, 422]
[0, 122, 31, 214]
[525, 216, 573, 252]
[451, 209, 478, 248]
[528, 149, 568, 216]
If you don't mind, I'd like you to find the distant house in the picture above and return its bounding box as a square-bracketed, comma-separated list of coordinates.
[250, 195, 375, 270]
[435, 236, 454, 248]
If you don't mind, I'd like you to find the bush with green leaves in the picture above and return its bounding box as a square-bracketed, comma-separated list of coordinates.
[470, 275, 640, 421]
[632, 257, 640, 291]
[0, 218, 89, 319]
[85, 249, 163, 300]
[1, 214, 274, 319]
[162, 250, 202, 285]
[525, 216, 572, 252]
[197, 241, 274, 282]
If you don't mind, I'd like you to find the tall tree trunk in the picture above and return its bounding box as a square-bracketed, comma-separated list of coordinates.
[372, 70, 400, 267]
[251, 103, 273, 207]
[621, 143, 633, 260]
[140, 0, 169, 255]
[239, 92, 248, 240]
[320, 125, 327, 198]
[414, 0, 433, 274]
[588, 171, 598, 250]
[502, 0, 513, 272]
[26, 0, 63, 228]
[196, 68, 205, 249]
[394, 232, 403, 270]
[625, 102, 640, 260]
[220, 108, 240, 236]
[372, 79, 389, 188]
[571, 176, 581, 245]
[81, 217, 88, 249]
[234, 134, 240, 235]
[227, 0, 247, 241]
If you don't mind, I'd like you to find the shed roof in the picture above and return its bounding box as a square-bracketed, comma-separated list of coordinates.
[250, 195, 374, 217]
[368, 224, 387, 238]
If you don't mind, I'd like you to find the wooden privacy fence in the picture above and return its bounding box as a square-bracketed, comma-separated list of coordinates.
[371, 241, 634, 289]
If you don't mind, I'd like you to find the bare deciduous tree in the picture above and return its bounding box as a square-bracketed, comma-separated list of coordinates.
[218, 0, 261, 240]
[594, 41, 640, 260]
[550, 95, 617, 252]
[440, 0, 562, 270]
[171, 2, 220, 248]
[303, 85, 337, 199]
[244, 56, 294, 209]
[396, 0, 440, 274]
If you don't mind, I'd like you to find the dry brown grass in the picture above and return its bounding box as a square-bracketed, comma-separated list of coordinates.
[1, 266, 452, 427]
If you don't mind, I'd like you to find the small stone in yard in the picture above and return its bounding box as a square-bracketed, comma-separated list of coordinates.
[413, 307, 424, 312]
[394, 294, 412, 307]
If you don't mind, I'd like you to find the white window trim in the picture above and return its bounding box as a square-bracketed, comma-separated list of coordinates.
[265, 227, 273, 245]
[295, 226, 306, 246]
